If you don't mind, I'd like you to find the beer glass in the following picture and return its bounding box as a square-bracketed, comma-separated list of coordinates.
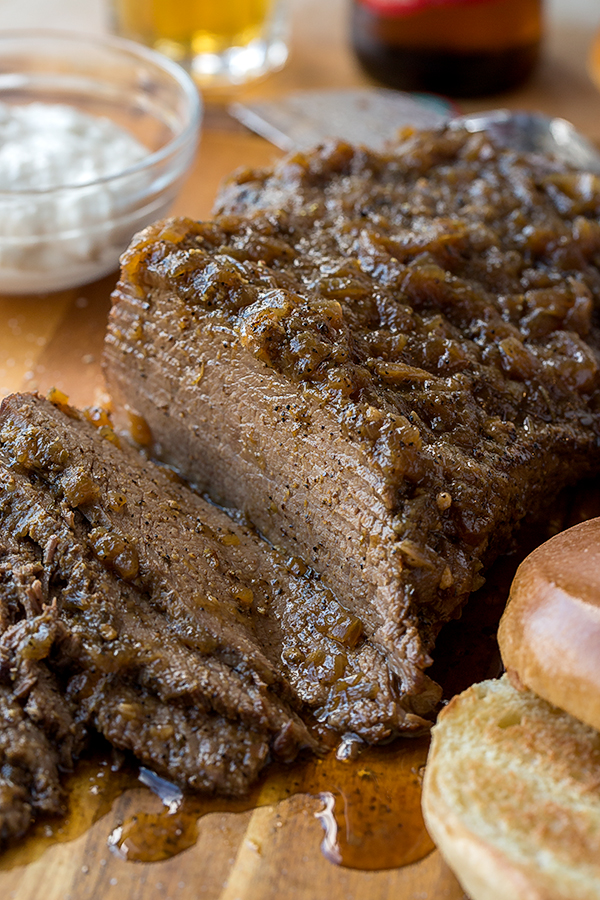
[110, 0, 290, 89]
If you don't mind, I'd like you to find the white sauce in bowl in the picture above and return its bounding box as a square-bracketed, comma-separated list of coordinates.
[0, 102, 150, 293]
[0, 102, 148, 189]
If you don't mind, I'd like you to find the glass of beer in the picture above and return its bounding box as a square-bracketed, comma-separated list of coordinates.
[110, 0, 290, 90]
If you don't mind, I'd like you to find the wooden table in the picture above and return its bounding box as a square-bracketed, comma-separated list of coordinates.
[1, 2, 600, 898]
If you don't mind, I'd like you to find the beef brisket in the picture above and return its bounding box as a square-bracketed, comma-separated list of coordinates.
[0, 392, 414, 843]
[104, 126, 600, 712]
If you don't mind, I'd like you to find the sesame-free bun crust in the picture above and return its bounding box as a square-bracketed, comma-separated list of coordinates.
[422, 676, 600, 900]
[498, 516, 600, 731]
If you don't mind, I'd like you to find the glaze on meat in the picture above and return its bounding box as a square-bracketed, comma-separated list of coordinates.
[104, 126, 600, 712]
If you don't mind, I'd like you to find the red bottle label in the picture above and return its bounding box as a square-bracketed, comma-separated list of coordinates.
[357, 0, 497, 14]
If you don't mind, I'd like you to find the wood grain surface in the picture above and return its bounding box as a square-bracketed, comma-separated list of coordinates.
[1, 1, 600, 898]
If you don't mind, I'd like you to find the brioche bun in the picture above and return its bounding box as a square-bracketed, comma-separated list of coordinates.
[498, 516, 600, 732]
[422, 675, 600, 900]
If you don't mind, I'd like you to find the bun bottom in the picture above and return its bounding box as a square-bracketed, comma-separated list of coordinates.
[422, 676, 600, 900]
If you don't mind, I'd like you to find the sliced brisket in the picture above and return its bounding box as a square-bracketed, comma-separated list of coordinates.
[0, 682, 65, 844]
[0, 392, 412, 843]
[104, 126, 600, 714]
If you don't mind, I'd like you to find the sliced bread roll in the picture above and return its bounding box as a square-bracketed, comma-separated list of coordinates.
[498, 516, 600, 732]
[422, 674, 600, 900]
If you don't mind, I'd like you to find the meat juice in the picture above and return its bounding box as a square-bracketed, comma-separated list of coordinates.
[0, 738, 433, 872]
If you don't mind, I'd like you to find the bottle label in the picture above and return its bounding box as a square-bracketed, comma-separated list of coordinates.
[357, 0, 498, 14]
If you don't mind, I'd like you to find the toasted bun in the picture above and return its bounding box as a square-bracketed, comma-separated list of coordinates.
[498, 516, 600, 732]
[422, 675, 600, 900]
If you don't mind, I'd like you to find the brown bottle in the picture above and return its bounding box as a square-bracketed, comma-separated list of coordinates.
[351, 0, 543, 97]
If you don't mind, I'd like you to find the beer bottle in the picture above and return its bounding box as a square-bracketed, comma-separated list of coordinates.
[351, 0, 543, 97]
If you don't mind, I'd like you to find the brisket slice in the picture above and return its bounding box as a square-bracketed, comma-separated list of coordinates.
[0, 393, 414, 843]
[0, 680, 66, 844]
[104, 126, 600, 712]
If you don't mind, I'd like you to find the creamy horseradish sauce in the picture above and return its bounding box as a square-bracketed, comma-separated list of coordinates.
[0, 102, 149, 293]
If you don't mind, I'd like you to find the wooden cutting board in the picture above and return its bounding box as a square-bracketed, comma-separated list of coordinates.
[1, 6, 600, 892]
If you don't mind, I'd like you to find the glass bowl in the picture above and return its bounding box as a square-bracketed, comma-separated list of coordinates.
[0, 30, 202, 294]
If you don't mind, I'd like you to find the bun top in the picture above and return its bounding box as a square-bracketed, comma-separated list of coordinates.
[498, 516, 600, 732]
